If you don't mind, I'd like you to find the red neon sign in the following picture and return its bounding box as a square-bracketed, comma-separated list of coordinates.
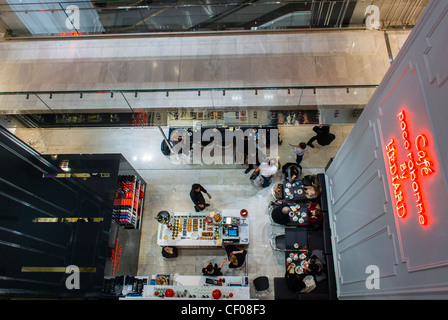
[385, 110, 435, 226]
[111, 238, 122, 275]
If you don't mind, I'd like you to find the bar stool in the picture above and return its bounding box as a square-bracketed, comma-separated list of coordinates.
[253, 276, 270, 297]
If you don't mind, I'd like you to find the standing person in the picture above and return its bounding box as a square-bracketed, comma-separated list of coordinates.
[202, 258, 227, 276]
[306, 125, 335, 148]
[292, 142, 307, 165]
[253, 158, 278, 188]
[190, 183, 212, 212]
[225, 245, 247, 269]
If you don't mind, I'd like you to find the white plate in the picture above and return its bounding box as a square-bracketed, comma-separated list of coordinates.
[292, 216, 298, 222]
[191, 233, 199, 240]
[297, 189, 303, 194]
[295, 266, 304, 274]
[289, 212, 295, 217]
[301, 212, 307, 218]
[299, 218, 304, 223]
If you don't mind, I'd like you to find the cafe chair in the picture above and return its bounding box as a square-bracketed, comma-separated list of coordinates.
[266, 202, 275, 216]
[269, 233, 288, 251]
[253, 276, 270, 297]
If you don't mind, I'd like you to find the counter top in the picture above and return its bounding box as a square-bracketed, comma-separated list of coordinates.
[121, 275, 250, 300]
[157, 210, 249, 247]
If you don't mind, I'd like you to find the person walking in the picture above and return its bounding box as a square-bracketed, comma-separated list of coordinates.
[253, 158, 278, 188]
[292, 142, 307, 165]
[307, 125, 335, 148]
[190, 183, 212, 212]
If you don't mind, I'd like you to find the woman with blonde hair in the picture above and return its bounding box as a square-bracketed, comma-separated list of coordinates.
[225, 245, 247, 269]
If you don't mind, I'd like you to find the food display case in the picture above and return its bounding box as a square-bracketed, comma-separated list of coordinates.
[156, 210, 249, 247]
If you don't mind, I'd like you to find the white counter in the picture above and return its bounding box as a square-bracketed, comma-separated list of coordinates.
[121, 275, 251, 300]
[157, 209, 249, 247]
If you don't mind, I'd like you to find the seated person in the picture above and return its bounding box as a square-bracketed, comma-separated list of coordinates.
[285, 264, 306, 293]
[253, 158, 279, 188]
[225, 245, 247, 269]
[202, 258, 227, 276]
[303, 255, 324, 277]
[302, 174, 318, 186]
[285, 164, 301, 183]
[271, 205, 291, 225]
[307, 202, 323, 226]
[304, 184, 321, 199]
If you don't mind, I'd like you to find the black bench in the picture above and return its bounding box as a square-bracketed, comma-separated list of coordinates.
[274, 173, 337, 300]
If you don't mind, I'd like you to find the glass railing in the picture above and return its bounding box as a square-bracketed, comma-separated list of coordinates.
[0, 84, 378, 128]
[0, 0, 428, 38]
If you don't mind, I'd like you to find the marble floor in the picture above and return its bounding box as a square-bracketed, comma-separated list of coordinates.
[13, 123, 353, 299]
[0, 30, 410, 113]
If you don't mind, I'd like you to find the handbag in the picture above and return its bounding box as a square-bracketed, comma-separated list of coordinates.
[253, 175, 264, 187]
[300, 275, 316, 293]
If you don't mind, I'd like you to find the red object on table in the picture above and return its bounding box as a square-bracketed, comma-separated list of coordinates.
[165, 288, 175, 297]
[212, 289, 222, 299]
[240, 209, 248, 217]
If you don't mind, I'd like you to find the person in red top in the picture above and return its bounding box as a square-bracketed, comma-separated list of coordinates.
[307, 202, 323, 226]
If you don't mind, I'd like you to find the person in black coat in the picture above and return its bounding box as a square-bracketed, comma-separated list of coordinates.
[285, 264, 306, 292]
[202, 258, 227, 276]
[225, 245, 247, 269]
[190, 183, 211, 212]
[271, 204, 291, 225]
[307, 125, 335, 148]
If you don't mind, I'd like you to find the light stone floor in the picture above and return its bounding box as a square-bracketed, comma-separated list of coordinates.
[13, 124, 353, 299]
[0, 30, 411, 113]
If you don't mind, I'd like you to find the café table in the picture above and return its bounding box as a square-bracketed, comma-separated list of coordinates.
[285, 228, 308, 251]
[285, 251, 309, 274]
[283, 180, 307, 201]
[285, 202, 309, 227]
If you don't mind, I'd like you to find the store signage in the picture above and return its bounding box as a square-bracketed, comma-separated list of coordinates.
[111, 238, 122, 275]
[384, 109, 435, 226]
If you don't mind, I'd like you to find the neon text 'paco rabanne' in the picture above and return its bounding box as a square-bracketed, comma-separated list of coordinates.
[385, 110, 435, 226]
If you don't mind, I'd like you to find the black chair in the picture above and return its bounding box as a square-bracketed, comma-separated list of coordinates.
[253, 276, 270, 297]
[269, 234, 287, 251]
